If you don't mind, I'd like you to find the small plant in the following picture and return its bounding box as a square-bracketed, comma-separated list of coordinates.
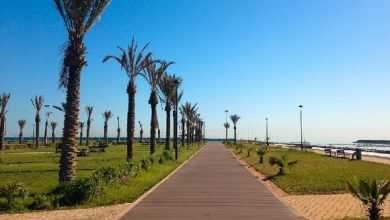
[29, 193, 49, 210]
[269, 156, 298, 175]
[235, 144, 244, 154]
[256, 147, 268, 164]
[347, 179, 390, 220]
[162, 150, 173, 161]
[247, 146, 254, 157]
[158, 155, 164, 164]
[92, 166, 119, 185]
[141, 158, 152, 171]
[53, 176, 102, 206]
[0, 182, 28, 210]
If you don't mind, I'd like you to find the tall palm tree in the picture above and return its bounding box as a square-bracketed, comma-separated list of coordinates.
[116, 116, 120, 144]
[159, 74, 182, 150]
[0, 93, 11, 150]
[102, 110, 113, 144]
[223, 122, 230, 141]
[44, 112, 52, 145]
[171, 76, 183, 151]
[55, 0, 111, 182]
[138, 121, 143, 143]
[103, 39, 150, 160]
[50, 122, 57, 144]
[347, 179, 390, 220]
[179, 106, 185, 147]
[142, 57, 174, 155]
[230, 114, 240, 145]
[182, 102, 198, 146]
[31, 96, 44, 148]
[85, 106, 93, 146]
[17, 119, 26, 144]
[79, 122, 85, 145]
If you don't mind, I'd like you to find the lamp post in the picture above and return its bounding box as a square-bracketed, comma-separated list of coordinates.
[299, 105, 303, 151]
[265, 118, 269, 146]
[173, 79, 179, 161]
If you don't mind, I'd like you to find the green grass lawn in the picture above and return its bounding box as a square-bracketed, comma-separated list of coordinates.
[0, 142, 204, 210]
[225, 142, 390, 194]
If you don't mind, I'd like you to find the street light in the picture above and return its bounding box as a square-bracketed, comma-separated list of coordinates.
[173, 78, 180, 161]
[265, 118, 269, 146]
[298, 105, 303, 151]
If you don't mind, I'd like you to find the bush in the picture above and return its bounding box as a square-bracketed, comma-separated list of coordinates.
[162, 150, 173, 161]
[118, 160, 140, 181]
[141, 158, 152, 171]
[53, 176, 102, 206]
[92, 166, 119, 185]
[0, 182, 28, 210]
[29, 193, 49, 210]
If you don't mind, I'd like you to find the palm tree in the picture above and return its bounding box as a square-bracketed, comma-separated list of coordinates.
[79, 122, 85, 145]
[103, 39, 150, 160]
[159, 74, 182, 150]
[138, 121, 143, 143]
[50, 122, 57, 144]
[31, 96, 44, 148]
[44, 112, 52, 145]
[102, 111, 113, 144]
[229, 114, 240, 145]
[269, 156, 298, 175]
[0, 93, 11, 150]
[85, 106, 93, 146]
[116, 116, 120, 145]
[55, 0, 111, 182]
[347, 179, 390, 220]
[142, 57, 174, 155]
[17, 119, 26, 144]
[157, 123, 161, 144]
[180, 106, 185, 147]
[223, 122, 230, 141]
[182, 102, 198, 145]
[256, 147, 268, 164]
[53, 102, 66, 112]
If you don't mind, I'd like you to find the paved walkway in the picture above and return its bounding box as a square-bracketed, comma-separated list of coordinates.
[120, 142, 303, 220]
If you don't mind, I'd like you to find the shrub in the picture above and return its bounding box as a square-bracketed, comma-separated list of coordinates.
[235, 144, 244, 154]
[141, 158, 152, 171]
[0, 182, 28, 210]
[247, 146, 254, 157]
[53, 176, 102, 206]
[118, 160, 140, 181]
[347, 179, 390, 220]
[158, 155, 164, 164]
[162, 150, 173, 161]
[92, 166, 119, 185]
[256, 147, 268, 164]
[269, 156, 298, 175]
[29, 193, 49, 210]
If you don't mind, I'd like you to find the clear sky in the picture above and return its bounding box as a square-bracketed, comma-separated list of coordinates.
[1, 0, 390, 144]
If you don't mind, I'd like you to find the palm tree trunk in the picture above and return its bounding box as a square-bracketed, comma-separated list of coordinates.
[149, 91, 158, 155]
[165, 103, 171, 150]
[35, 114, 40, 148]
[44, 120, 48, 145]
[104, 122, 108, 144]
[158, 128, 160, 143]
[86, 118, 91, 146]
[186, 121, 190, 145]
[59, 42, 83, 182]
[127, 82, 136, 160]
[52, 129, 55, 144]
[19, 130, 23, 144]
[181, 118, 185, 147]
[225, 128, 228, 141]
[79, 129, 83, 145]
[0, 117, 4, 150]
[234, 125, 237, 145]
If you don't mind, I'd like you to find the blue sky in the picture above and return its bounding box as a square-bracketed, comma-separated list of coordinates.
[1, 0, 390, 144]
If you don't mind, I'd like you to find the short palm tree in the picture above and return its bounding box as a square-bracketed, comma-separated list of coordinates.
[17, 119, 26, 144]
[79, 122, 85, 145]
[256, 147, 268, 164]
[103, 39, 150, 160]
[85, 106, 93, 146]
[142, 56, 174, 155]
[223, 122, 230, 141]
[0, 93, 11, 150]
[347, 179, 390, 220]
[44, 112, 52, 145]
[50, 122, 57, 144]
[138, 121, 143, 143]
[269, 156, 298, 175]
[116, 116, 120, 145]
[229, 114, 240, 145]
[31, 96, 44, 148]
[55, 0, 111, 182]
[102, 111, 113, 144]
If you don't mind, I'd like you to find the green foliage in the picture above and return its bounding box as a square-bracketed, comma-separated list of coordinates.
[141, 158, 152, 171]
[53, 176, 102, 206]
[29, 193, 49, 210]
[347, 179, 390, 220]
[162, 150, 173, 161]
[0, 182, 28, 210]
[256, 147, 268, 164]
[268, 156, 298, 175]
[246, 146, 254, 157]
[92, 166, 119, 185]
